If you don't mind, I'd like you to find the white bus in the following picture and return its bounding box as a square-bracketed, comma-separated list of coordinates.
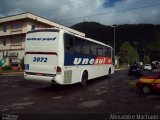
[24, 28, 114, 86]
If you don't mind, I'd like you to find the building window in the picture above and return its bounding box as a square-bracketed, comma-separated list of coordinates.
[3, 39, 6, 46]
[3, 25, 7, 32]
[12, 22, 21, 29]
[10, 58, 20, 67]
[9, 52, 18, 57]
[11, 35, 21, 46]
[32, 25, 36, 30]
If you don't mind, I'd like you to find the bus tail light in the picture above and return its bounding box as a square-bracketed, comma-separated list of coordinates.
[57, 66, 62, 74]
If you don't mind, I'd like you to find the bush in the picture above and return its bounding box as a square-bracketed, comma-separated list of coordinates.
[20, 57, 24, 69]
[2, 66, 12, 71]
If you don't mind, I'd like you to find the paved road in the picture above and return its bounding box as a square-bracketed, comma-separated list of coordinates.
[0, 70, 160, 119]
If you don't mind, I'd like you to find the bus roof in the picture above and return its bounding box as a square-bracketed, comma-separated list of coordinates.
[27, 28, 113, 49]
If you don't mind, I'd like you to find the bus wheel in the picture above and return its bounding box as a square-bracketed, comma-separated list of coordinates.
[81, 71, 88, 87]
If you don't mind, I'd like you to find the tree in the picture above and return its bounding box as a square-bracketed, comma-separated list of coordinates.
[119, 42, 139, 65]
[20, 57, 24, 70]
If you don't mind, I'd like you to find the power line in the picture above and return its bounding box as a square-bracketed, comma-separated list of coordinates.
[59, 2, 160, 22]
[54, 1, 109, 20]
[55, 0, 153, 19]
[46, 1, 103, 21]
[55, 3, 103, 20]
[50, 1, 99, 15]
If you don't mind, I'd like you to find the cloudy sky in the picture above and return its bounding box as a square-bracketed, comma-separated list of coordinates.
[0, 0, 160, 26]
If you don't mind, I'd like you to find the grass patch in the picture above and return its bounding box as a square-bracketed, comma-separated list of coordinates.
[128, 80, 137, 89]
[2, 70, 16, 72]
[1, 69, 22, 73]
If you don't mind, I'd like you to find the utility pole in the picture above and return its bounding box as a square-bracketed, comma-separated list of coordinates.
[143, 49, 146, 64]
[133, 42, 139, 64]
[127, 50, 130, 67]
[147, 50, 150, 63]
[111, 25, 116, 55]
[114, 27, 115, 54]
[97, 16, 99, 23]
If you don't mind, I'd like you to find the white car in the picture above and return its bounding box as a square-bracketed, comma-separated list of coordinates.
[144, 64, 152, 71]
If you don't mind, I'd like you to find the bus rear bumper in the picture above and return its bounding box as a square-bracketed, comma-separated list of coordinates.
[24, 74, 61, 84]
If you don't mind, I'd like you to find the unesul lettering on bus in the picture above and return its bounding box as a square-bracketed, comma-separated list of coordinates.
[73, 57, 112, 65]
[26, 37, 56, 41]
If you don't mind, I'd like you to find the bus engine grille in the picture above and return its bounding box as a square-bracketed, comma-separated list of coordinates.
[64, 70, 72, 84]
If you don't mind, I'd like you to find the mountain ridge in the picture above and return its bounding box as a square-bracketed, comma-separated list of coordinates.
[71, 22, 160, 61]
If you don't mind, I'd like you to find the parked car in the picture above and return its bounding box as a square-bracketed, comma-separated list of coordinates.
[152, 61, 160, 69]
[136, 73, 160, 94]
[143, 64, 152, 71]
[128, 65, 143, 77]
[151, 63, 156, 69]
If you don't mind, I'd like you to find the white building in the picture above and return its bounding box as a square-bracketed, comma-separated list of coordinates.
[0, 12, 85, 67]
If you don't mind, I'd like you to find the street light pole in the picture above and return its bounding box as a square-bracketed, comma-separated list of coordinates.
[133, 42, 139, 64]
[111, 25, 116, 54]
[143, 49, 146, 64]
[114, 27, 115, 54]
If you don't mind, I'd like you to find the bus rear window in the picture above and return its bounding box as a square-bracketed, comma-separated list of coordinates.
[64, 34, 74, 52]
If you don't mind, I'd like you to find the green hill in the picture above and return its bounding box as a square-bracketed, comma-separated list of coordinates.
[71, 22, 160, 61]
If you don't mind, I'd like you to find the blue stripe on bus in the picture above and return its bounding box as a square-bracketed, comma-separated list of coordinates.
[64, 51, 96, 66]
[64, 51, 112, 66]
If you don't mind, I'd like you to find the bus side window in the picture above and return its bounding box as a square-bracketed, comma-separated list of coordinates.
[82, 40, 90, 55]
[102, 46, 106, 56]
[104, 48, 107, 56]
[74, 37, 82, 53]
[107, 47, 111, 57]
[97, 45, 103, 56]
[90, 43, 97, 55]
[64, 34, 74, 52]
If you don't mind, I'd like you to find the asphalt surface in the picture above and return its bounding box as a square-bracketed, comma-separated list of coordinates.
[0, 70, 160, 120]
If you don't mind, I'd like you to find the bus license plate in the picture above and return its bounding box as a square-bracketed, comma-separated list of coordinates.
[24, 64, 29, 70]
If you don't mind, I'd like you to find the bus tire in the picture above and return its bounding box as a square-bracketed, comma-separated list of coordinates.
[81, 71, 88, 87]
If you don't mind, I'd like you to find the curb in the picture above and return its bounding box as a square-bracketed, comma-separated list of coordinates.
[115, 68, 128, 71]
[115, 69, 121, 71]
[0, 72, 23, 76]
